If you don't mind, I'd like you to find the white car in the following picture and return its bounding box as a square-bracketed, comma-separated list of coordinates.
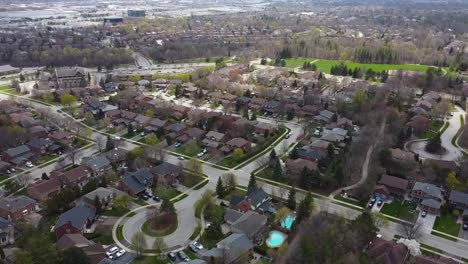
[25, 162, 33, 168]
[106, 246, 119, 257]
[197, 152, 205, 158]
[192, 241, 204, 250]
[115, 249, 126, 258]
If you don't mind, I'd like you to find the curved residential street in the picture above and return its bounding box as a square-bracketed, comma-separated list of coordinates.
[407, 106, 465, 161]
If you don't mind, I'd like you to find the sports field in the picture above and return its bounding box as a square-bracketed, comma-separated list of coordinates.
[284, 58, 434, 74]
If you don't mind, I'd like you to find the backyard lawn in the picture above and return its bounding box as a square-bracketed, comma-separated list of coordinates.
[284, 58, 435, 74]
[380, 200, 419, 222]
[433, 213, 461, 237]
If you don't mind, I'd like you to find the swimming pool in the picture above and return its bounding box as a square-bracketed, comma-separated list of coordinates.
[266, 231, 286, 248]
[281, 215, 296, 230]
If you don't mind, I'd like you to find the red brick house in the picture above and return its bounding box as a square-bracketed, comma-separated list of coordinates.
[367, 237, 409, 264]
[53, 165, 92, 188]
[374, 175, 409, 199]
[55, 205, 96, 239]
[0, 196, 37, 221]
[285, 158, 318, 177]
[27, 177, 62, 202]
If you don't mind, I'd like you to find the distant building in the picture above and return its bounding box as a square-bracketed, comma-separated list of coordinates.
[104, 17, 124, 25]
[127, 10, 146, 17]
[0, 65, 20, 76]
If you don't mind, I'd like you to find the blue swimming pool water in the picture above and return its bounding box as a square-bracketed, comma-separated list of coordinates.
[281, 215, 296, 230]
[266, 231, 286, 248]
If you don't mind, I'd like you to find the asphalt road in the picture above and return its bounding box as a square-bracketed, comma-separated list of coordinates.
[408, 106, 464, 161]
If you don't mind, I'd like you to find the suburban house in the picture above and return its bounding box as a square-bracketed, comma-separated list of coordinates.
[145, 118, 168, 132]
[374, 175, 409, 199]
[55, 205, 96, 239]
[202, 131, 225, 150]
[165, 123, 187, 139]
[56, 233, 106, 264]
[0, 217, 14, 246]
[27, 138, 54, 154]
[0, 196, 37, 221]
[151, 162, 182, 186]
[315, 110, 336, 123]
[254, 122, 275, 135]
[412, 182, 443, 214]
[298, 145, 326, 161]
[263, 100, 282, 114]
[224, 209, 267, 241]
[285, 158, 318, 178]
[367, 237, 409, 264]
[49, 131, 75, 146]
[201, 233, 253, 264]
[2, 145, 34, 165]
[448, 190, 468, 210]
[104, 148, 128, 166]
[181, 127, 206, 142]
[230, 187, 272, 214]
[390, 148, 417, 164]
[53, 165, 92, 188]
[221, 137, 251, 154]
[27, 178, 62, 202]
[119, 168, 154, 196]
[85, 156, 112, 176]
[81, 187, 114, 208]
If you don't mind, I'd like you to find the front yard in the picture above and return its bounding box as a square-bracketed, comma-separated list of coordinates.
[432, 213, 461, 238]
[380, 200, 419, 222]
[84, 227, 114, 244]
[175, 143, 202, 157]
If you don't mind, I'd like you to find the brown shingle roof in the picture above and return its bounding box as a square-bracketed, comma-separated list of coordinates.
[379, 175, 409, 191]
[368, 238, 408, 264]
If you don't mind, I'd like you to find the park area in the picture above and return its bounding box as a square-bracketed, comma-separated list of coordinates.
[284, 58, 435, 74]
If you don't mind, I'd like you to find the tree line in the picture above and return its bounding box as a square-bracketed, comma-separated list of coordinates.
[330, 62, 389, 82]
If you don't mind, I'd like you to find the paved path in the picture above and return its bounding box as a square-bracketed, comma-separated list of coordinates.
[329, 117, 386, 198]
[407, 106, 465, 161]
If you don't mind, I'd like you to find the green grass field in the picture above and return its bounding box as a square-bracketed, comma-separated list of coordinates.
[284, 58, 434, 74]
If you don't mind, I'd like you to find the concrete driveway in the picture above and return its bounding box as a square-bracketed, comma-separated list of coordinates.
[419, 211, 437, 234]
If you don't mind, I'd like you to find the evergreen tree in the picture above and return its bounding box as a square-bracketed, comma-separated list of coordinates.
[272, 159, 283, 180]
[296, 192, 313, 224]
[127, 123, 134, 137]
[289, 147, 299, 159]
[248, 174, 257, 190]
[425, 132, 442, 153]
[161, 199, 175, 213]
[269, 149, 277, 161]
[106, 135, 115, 151]
[216, 177, 225, 198]
[41, 172, 49, 180]
[287, 187, 296, 210]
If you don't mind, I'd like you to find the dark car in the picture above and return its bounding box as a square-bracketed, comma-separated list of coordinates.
[368, 200, 375, 208]
[421, 211, 427, 218]
[167, 252, 177, 261]
[377, 200, 383, 207]
[220, 201, 228, 207]
[177, 251, 190, 262]
[463, 223, 468, 231]
[152, 196, 161, 202]
[140, 194, 149, 201]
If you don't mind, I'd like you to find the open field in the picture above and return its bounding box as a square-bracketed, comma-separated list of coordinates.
[284, 58, 435, 74]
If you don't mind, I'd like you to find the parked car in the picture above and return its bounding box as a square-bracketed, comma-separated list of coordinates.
[115, 249, 126, 258]
[10, 168, 15, 172]
[174, 142, 182, 148]
[188, 244, 198, 253]
[167, 252, 177, 261]
[421, 211, 427, 218]
[25, 161, 33, 168]
[463, 223, 468, 231]
[377, 200, 383, 207]
[177, 251, 190, 262]
[192, 241, 203, 250]
[106, 247, 119, 257]
[178, 156, 185, 160]
[220, 201, 228, 207]
[152, 196, 161, 202]
[197, 152, 205, 158]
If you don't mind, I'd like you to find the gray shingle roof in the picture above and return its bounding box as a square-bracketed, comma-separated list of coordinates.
[0, 196, 35, 212]
[85, 156, 111, 171]
[413, 182, 442, 199]
[5, 145, 31, 157]
[231, 211, 267, 239]
[421, 198, 441, 209]
[449, 190, 468, 205]
[55, 205, 96, 230]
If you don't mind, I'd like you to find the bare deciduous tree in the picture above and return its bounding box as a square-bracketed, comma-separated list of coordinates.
[399, 220, 424, 240]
